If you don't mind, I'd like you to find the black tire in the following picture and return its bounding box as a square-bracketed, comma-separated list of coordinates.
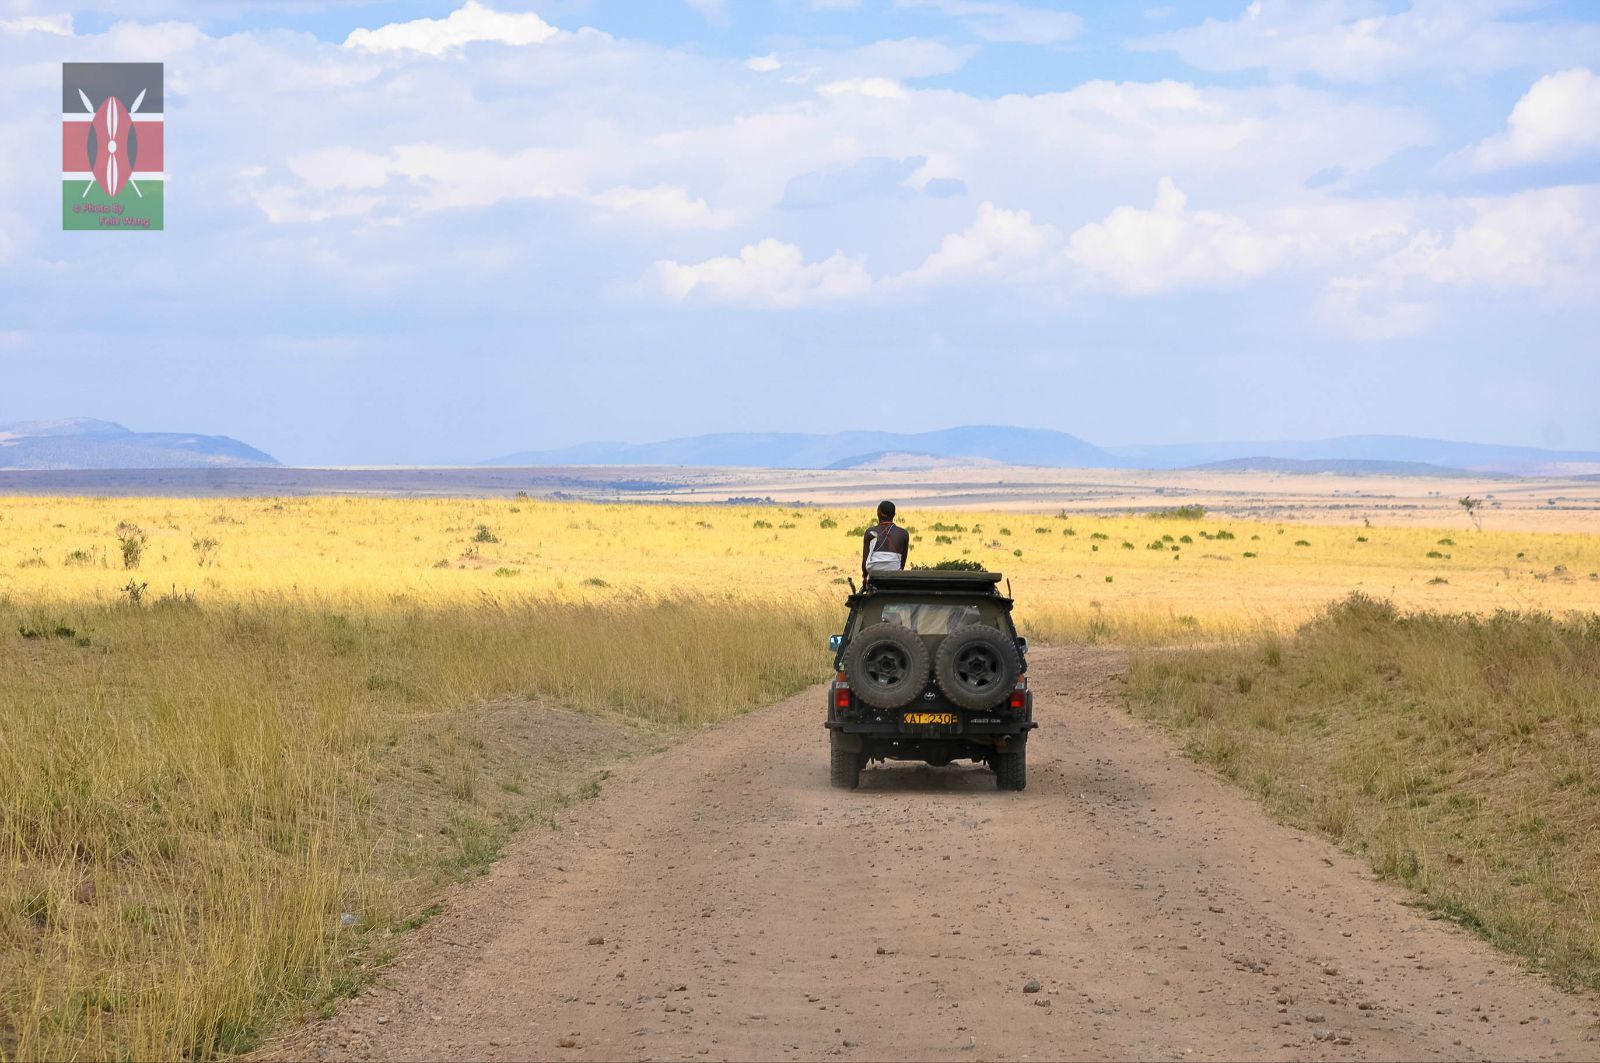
[994, 745, 1026, 791]
[843, 623, 931, 709]
[934, 625, 1021, 711]
[829, 732, 861, 789]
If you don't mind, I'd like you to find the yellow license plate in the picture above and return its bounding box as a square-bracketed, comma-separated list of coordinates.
[904, 712, 958, 725]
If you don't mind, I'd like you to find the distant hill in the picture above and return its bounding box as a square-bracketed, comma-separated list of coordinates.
[1109, 435, 1600, 476]
[486, 426, 1112, 470]
[486, 426, 1600, 476]
[0, 418, 277, 470]
[1183, 457, 1504, 478]
[826, 451, 1008, 470]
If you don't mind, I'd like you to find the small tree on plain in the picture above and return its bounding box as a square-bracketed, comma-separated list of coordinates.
[1459, 495, 1484, 531]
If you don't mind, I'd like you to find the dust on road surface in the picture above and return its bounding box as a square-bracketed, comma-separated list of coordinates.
[276, 646, 1600, 1062]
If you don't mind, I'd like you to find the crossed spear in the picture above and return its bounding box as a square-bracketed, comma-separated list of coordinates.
[80, 86, 147, 199]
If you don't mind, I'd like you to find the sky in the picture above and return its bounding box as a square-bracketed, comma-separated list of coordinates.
[1, 0, 1598, 465]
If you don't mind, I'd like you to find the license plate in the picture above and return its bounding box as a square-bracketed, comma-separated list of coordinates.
[904, 711, 958, 725]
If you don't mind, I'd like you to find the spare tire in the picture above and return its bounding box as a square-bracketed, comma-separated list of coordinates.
[934, 625, 1020, 711]
[843, 622, 930, 709]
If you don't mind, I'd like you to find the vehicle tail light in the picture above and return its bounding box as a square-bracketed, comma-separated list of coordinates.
[1008, 678, 1027, 710]
[835, 685, 852, 709]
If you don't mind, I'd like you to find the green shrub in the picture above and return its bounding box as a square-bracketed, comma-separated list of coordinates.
[1147, 505, 1207, 520]
[117, 523, 146, 569]
[912, 558, 986, 572]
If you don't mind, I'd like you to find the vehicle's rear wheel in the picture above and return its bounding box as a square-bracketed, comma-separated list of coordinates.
[994, 745, 1026, 791]
[829, 732, 861, 789]
[934, 625, 1021, 711]
[843, 622, 931, 709]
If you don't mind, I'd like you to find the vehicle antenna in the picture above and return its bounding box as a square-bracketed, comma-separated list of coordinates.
[1006, 578, 1012, 598]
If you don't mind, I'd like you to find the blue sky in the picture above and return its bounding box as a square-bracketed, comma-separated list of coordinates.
[2, 0, 1598, 464]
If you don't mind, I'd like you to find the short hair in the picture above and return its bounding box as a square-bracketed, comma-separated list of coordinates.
[877, 500, 896, 519]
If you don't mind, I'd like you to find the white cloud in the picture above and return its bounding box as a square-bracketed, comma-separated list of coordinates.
[745, 53, 781, 73]
[344, 1, 557, 56]
[273, 144, 588, 219]
[589, 186, 735, 229]
[651, 239, 872, 307]
[763, 37, 975, 88]
[0, 0, 1515, 342]
[897, 0, 1083, 45]
[968, 81, 1428, 206]
[1375, 187, 1600, 291]
[682, 0, 727, 21]
[1468, 68, 1600, 171]
[287, 146, 393, 191]
[897, 202, 1057, 287]
[812, 0, 864, 8]
[1137, 0, 1600, 82]
[1317, 277, 1435, 340]
[1066, 178, 1289, 294]
[818, 77, 907, 99]
[0, 13, 70, 34]
[1321, 186, 1600, 337]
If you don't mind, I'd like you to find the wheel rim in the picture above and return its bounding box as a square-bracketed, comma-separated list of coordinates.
[862, 643, 909, 687]
[953, 644, 1001, 692]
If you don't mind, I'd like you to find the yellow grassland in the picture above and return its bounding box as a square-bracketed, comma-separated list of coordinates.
[1, 494, 1595, 641]
[1128, 596, 1600, 990]
[0, 493, 1596, 1059]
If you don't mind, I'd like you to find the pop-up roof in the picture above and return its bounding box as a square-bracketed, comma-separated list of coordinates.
[862, 570, 1002, 592]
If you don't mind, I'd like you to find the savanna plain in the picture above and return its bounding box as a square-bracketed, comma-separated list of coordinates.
[1, 482, 1598, 1060]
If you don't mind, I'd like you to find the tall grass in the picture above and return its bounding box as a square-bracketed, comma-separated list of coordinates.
[0, 592, 833, 1061]
[1127, 594, 1600, 988]
[4, 496, 1597, 624]
[1020, 602, 1277, 645]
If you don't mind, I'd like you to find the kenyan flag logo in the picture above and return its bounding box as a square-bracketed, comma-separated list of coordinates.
[62, 62, 163, 231]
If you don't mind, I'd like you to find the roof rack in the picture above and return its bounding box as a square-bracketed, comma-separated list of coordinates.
[862, 570, 1002, 591]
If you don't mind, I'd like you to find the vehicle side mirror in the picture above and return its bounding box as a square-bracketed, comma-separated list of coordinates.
[1014, 636, 1028, 654]
[829, 634, 844, 653]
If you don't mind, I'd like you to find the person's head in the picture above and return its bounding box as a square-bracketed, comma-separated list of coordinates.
[877, 500, 896, 521]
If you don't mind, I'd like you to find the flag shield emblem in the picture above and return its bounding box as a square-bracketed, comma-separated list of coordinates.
[63, 62, 163, 231]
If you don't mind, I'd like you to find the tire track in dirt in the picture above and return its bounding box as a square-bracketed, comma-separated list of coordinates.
[273, 646, 1600, 1062]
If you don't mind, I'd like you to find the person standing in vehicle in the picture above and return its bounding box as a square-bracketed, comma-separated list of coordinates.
[862, 500, 910, 581]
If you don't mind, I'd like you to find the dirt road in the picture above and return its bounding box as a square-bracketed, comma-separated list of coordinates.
[283, 647, 1599, 1061]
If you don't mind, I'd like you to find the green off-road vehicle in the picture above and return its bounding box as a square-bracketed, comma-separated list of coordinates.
[825, 570, 1034, 791]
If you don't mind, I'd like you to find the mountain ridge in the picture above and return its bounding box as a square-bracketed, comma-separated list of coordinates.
[485, 426, 1600, 476]
[0, 419, 278, 470]
[5, 420, 1597, 475]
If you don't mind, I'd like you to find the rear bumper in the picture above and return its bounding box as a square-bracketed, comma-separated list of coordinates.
[826, 679, 1034, 737]
[826, 719, 1037, 736]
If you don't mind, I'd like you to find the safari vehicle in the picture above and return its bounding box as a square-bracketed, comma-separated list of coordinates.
[825, 569, 1034, 791]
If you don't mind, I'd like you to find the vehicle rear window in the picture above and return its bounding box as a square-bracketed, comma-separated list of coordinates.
[861, 598, 1001, 635]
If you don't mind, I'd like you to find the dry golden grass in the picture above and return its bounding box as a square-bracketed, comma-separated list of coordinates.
[0, 594, 832, 1060]
[1127, 595, 1600, 989]
[1, 494, 1596, 639]
[1, 494, 1596, 1058]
